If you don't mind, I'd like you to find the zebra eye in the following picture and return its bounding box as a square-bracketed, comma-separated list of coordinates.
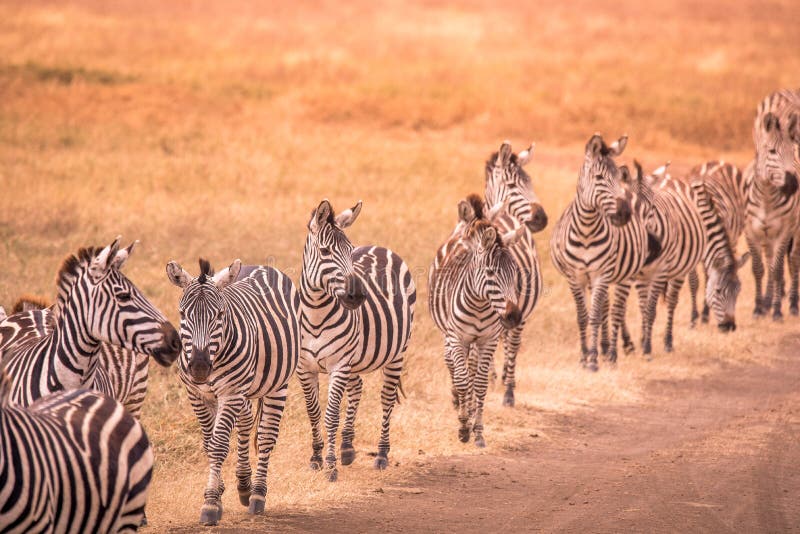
[485, 268, 495, 276]
[319, 247, 332, 257]
[595, 174, 604, 181]
[116, 290, 132, 302]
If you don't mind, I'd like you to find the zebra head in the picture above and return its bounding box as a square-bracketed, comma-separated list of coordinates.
[754, 112, 800, 191]
[705, 252, 751, 332]
[465, 220, 524, 329]
[304, 199, 367, 310]
[579, 134, 632, 226]
[485, 141, 548, 232]
[166, 258, 242, 384]
[59, 237, 181, 366]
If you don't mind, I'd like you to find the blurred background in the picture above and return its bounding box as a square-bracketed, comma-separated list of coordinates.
[0, 0, 798, 531]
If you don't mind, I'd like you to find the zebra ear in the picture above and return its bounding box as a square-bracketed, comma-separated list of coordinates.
[652, 161, 671, 177]
[480, 226, 497, 250]
[110, 240, 138, 271]
[89, 236, 122, 281]
[213, 259, 241, 290]
[496, 141, 513, 166]
[335, 201, 362, 229]
[458, 199, 476, 223]
[737, 251, 751, 269]
[309, 199, 332, 234]
[501, 226, 526, 247]
[607, 135, 628, 156]
[166, 261, 192, 289]
[517, 143, 535, 166]
[585, 134, 605, 158]
[619, 165, 632, 185]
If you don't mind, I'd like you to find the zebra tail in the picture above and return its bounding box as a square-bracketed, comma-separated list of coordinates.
[252, 399, 262, 453]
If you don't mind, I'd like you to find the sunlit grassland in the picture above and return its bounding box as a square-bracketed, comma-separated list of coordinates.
[1, 0, 798, 530]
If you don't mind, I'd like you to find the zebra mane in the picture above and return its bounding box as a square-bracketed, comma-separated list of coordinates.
[12, 294, 50, 314]
[53, 246, 103, 320]
[465, 194, 485, 219]
[485, 152, 532, 183]
[198, 258, 214, 284]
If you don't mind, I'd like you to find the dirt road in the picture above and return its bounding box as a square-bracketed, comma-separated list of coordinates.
[194, 336, 800, 533]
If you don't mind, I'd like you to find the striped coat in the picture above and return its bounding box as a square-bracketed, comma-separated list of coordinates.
[0, 368, 153, 533]
[166, 259, 300, 525]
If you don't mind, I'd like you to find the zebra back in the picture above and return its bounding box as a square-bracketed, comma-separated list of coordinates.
[0, 368, 153, 532]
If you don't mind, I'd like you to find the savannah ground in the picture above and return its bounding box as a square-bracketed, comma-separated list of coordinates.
[0, 0, 798, 532]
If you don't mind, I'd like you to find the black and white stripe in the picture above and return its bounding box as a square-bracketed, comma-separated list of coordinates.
[429, 199, 525, 446]
[482, 141, 545, 406]
[0, 365, 153, 533]
[166, 259, 300, 525]
[0, 238, 180, 407]
[744, 89, 800, 320]
[298, 200, 415, 481]
[550, 134, 651, 371]
[685, 161, 751, 327]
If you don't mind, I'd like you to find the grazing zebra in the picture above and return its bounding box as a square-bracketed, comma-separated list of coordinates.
[0, 237, 180, 407]
[482, 141, 545, 406]
[8, 295, 165, 420]
[166, 258, 300, 525]
[298, 200, 415, 481]
[429, 199, 525, 446]
[609, 161, 744, 360]
[550, 134, 650, 371]
[744, 89, 800, 320]
[0, 365, 154, 533]
[685, 161, 751, 326]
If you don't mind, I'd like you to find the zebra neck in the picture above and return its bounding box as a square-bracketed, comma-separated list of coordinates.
[45, 310, 103, 391]
[572, 197, 606, 236]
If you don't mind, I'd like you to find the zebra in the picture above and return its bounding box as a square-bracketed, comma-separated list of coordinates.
[685, 161, 751, 326]
[744, 89, 800, 320]
[298, 200, 415, 482]
[0, 237, 180, 407]
[482, 141, 545, 406]
[609, 161, 745, 361]
[166, 258, 300, 525]
[0, 364, 154, 533]
[429, 198, 525, 446]
[550, 134, 650, 371]
[7, 295, 164, 421]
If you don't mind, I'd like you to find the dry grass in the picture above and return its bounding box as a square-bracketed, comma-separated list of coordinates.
[1, 0, 799, 531]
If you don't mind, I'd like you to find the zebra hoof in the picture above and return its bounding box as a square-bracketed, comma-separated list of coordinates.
[238, 488, 251, 506]
[502, 389, 515, 407]
[701, 314, 709, 324]
[326, 468, 338, 482]
[248, 496, 266, 515]
[772, 311, 784, 322]
[585, 361, 599, 372]
[374, 454, 388, 470]
[753, 308, 766, 318]
[474, 436, 486, 448]
[790, 306, 799, 316]
[199, 504, 221, 526]
[341, 445, 356, 466]
[310, 454, 323, 471]
[458, 427, 471, 443]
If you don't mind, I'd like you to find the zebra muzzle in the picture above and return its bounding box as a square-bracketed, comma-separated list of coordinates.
[526, 203, 548, 233]
[188, 348, 212, 383]
[718, 318, 736, 333]
[337, 274, 367, 310]
[609, 197, 632, 226]
[500, 302, 522, 329]
[152, 322, 181, 367]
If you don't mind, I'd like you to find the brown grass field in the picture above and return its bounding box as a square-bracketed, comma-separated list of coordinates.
[1, 0, 799, 531]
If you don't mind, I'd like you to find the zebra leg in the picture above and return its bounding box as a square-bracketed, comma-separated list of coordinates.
[323, 369, 351, 481]
[235, 401, 254, 506]
[472, 341, 499, 448]
[586, 281, 610, 372]
[770, 241, 789, 321]
[375, 360, 403, 469]
[200, 396, 245, 526]
[748, 238, 766, 316]
[789, 245, 800, 316]
[568, 281, 590, 364]
[467, 344, 478, 418]
[609, 282, 631, 363]
[664, 278, 684, 353]
[445, 337, 472, 443]
[688, 268, 699, 327]
[501, 324, 523, 407]
[249, 385, 289, 515]
[340, 374, 363, 466]
[297, 368, 324, 470]
[640, 279, 666, 358]
[187, 389, 217, 455]
[600, 295, 610, 356]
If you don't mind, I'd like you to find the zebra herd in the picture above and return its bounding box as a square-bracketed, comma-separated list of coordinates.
[0, 88, 798, 532]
